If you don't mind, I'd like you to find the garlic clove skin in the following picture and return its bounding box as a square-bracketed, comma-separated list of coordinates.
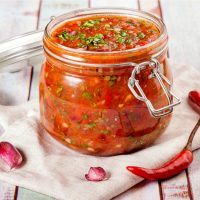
[85, 167, 106, 181]
[0, 142, 23, 169]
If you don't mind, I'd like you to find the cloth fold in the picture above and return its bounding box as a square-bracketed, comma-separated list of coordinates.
[0, 62, 199, 200]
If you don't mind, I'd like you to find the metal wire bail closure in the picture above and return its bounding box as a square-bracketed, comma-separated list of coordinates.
[128, 58, 181, 118]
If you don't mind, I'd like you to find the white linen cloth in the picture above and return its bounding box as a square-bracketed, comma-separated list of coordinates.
[0, 62, 199, 200]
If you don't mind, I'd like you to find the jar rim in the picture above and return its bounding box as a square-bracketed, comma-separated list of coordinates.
[44, 7, 167, 56]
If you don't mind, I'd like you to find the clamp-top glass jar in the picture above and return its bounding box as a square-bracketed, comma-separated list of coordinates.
[40, 8, 180, 156]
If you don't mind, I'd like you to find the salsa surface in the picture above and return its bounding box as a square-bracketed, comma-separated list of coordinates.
[51, 15, 160, 51]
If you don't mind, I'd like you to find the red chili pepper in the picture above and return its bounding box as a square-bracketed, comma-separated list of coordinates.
[127, 118, 200, 180]
[188, 90, 200, 114]
[126, 90, 200, 180]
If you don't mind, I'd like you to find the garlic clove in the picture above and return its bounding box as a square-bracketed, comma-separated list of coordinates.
[85, 167, 106, 181]
[0, 142, 23, 169]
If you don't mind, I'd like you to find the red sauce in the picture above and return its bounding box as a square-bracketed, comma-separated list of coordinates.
[51, 16, 160, 51]
[40, 14, 171, 156]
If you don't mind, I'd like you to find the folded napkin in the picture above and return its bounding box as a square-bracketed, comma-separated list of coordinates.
[0, 62, 199, 200]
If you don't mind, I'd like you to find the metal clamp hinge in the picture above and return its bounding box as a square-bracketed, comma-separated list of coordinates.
[128, 58, 181, 118]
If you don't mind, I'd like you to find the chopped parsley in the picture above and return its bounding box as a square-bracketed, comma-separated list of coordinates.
[82, 91, 93, 100]
[58, 31, 69, 41]
[58, 31, 76, 41]
[77, 43, 86, 48]
[137, 32, 146, 39]
[82, 114, 89, 120]
[86, 34, 105, 46]
[62, 111, 68, 116]
[117, 37, 126, 44]
[104, 75, 117, 87]
[81, 19, 101, 28]
[101, 129, 110, 134]
[84, 122, 96, 129]
[116, 31, 129, 44]
[120, 31, 127, 37]
[76, 123, 81, 129]
[127, 20, 133, 24]
[107, 75, 117, 87]
[126, 39, 132, 44]
[78, 33, 86, 40]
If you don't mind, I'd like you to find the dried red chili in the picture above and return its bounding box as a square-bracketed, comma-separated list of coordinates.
[126, 118, 200, 180]
[126, 90, 200, 180]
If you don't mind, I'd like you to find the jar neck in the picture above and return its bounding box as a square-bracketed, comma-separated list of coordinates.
[43, 8, 168, 67]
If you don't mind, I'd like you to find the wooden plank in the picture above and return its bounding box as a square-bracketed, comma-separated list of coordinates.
[0, 182, 16, 200]
[38, 0, 89, 29]
[114, 181, 161, 200]
[161, 172, 191, 200]
[188, 149, 200, 200]
[160, 0, 200, 71]
[90, 0, 138, 8]
[17, 188, 55, 200]
[0, 0, 40, 41]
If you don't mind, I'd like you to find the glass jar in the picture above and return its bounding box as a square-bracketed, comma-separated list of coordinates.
[40, 8, 180, 156]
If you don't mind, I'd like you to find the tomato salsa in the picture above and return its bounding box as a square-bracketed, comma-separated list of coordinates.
[51, 16, 160, 51]
[40, 10, 171, 156]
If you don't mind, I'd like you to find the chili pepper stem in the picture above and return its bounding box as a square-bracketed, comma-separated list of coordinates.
[185, 118, 200, 151]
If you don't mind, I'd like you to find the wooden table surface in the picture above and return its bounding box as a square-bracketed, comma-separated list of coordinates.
[0, 0, 200, 200]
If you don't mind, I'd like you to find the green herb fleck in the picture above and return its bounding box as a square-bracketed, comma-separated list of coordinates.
[85, 122, 96, 129]
[76, 124, 81, 129]
[128, 136, 135, 142]
[110, 75, 117, 81]
[117, 37, 126, 44]
[82, 114, 89, 120]
[101, 129, 110, 134]
[81, 19, 101, 28]
[58, 31, 76, 41]
[56, 86, 63, 96]
[82, 91, 93, 100]
[108, 75, 117, 87]
[58, 31, 70, 41]
[126, 39, 132, 44]
[104, 76, 111, 81]
[81, 143, 89, 148]
[78, 33, 86, 40]
[62, 111, 68, 116]
[127, 20, 133, 24]
[120, 31, 127, 37]
[77, 43, 86, 48]
[108, 81, 115, 87]
[137, 32, 146, 39]
[86, 33, 105, 46]
[71, 139, 76, 145]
